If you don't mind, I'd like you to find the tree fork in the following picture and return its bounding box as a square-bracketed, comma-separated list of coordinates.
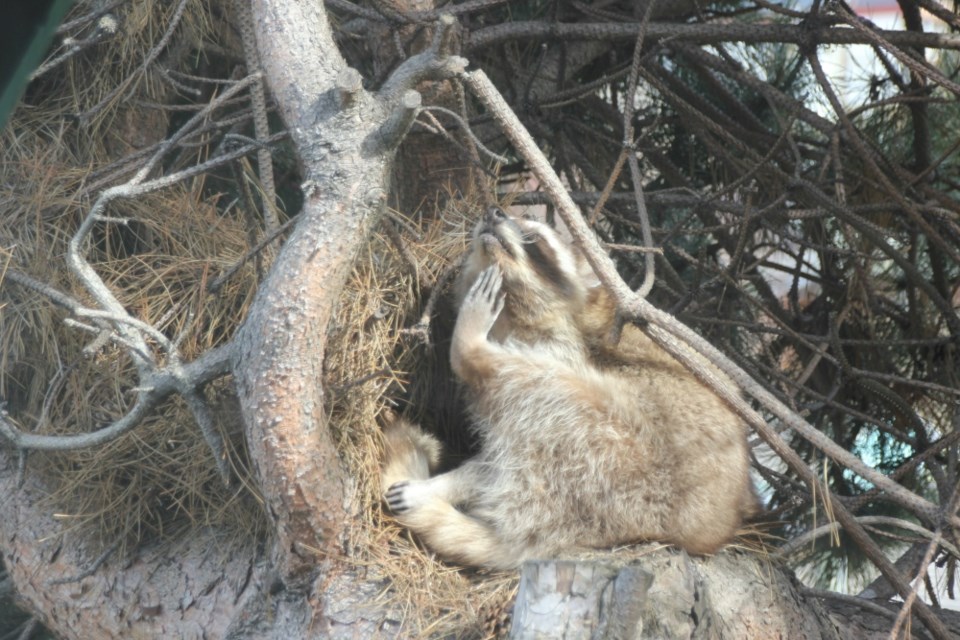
[239, 1, 464, 580]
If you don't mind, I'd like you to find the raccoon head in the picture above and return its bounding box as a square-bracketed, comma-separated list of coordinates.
[456, 207, 591, 345]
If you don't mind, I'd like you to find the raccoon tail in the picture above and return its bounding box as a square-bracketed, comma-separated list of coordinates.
[381, 417, 442, 490]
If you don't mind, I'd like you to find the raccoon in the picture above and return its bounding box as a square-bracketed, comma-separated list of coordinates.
[382, 208, 755, 569]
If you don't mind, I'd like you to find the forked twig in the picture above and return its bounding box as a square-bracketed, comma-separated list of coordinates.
[0, 79, 280, 484]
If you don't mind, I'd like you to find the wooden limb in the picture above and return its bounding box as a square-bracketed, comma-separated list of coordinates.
[0, 344, 233, 451]
[367, 90, 422, 154]
[378, 15, 468, 103]
[509, 552, 843, 640]
[466, 20, 960, 52]
[233, 0, 280, 233]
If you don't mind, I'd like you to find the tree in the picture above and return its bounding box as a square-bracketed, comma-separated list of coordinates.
[1, 0, 959, 638]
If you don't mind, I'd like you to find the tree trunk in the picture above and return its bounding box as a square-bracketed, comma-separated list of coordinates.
[511, 553, 841, 640]
[509, 553, 960, 640]
[0, 450, 267, 639]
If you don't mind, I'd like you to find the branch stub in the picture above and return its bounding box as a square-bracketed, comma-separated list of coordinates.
[337, 67, 363, 109]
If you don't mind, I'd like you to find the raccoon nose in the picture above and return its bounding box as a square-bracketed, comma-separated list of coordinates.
[485, 207, 508, 225]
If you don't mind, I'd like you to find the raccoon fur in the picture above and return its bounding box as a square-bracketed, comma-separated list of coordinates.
[382, 208, 755, 569]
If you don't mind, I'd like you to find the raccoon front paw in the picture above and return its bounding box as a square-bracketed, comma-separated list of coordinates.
[459, 266, 505, 337]
[386, 479, 436, 514]
[385, 481, 412, 513]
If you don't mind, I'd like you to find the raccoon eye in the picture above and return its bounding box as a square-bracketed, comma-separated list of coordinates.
[523, 235, 575, 298]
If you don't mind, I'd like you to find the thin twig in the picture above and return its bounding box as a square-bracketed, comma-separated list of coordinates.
[802, 588, 899, 621]
[621, 0, 658, 297]
[77, 0, 191, 124]
[466, 20, 960, 53]
[777, 516, 959, 559]
[420, 106, 509, 164]
[888, 531, 942, 640]
[31, 14, 119, 81]
[233, 0, 279, 233]
[15, 617, 39, 640]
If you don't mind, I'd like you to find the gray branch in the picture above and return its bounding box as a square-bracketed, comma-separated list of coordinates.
[378, 15, 468, 103]
[182, 387, 231, 485]
[0, 344, 233, 451]
[365, 90, 421, 154]
[466, 20, 960, 52]
[0, 81, 262, 472]
[337, 67, 363, 110]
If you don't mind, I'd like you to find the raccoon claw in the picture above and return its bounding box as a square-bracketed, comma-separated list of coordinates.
[385, 481, 412, 513]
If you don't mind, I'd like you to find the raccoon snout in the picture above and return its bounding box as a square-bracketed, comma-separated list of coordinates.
[484, 207, 508, 225]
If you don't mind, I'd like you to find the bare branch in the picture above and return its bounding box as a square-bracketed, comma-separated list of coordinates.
[55, 0, 128, 35]
[30, 13, 119, 81]
[889, 531, 943, 639]
[777, 516, 960, 559]
[182, 389, 231, 485]
[622, 0, 657, 298]
[0, 345, 233, 451]
[378, 16, 468, 103]
[337, 67, 363, 109]
[367, 90, 422, 154]
[233, 0, 280, 233]
[466, 20, 960, 52]
[419, 106, 510, 164]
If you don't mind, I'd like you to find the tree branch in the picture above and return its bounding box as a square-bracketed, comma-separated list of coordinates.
[240, 9, 473, 579]
[466, 20, 960, 52]
[0, 344, 233, 451]
[232, 0, 280, 233]
[378, 15, 468, 103]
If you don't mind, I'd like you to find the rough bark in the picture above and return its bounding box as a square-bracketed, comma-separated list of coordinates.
[0, 451, 268, 639]
[511, 553, 842, 640]
[233, 0, 384, 580]
[510, 553, 960, 640]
